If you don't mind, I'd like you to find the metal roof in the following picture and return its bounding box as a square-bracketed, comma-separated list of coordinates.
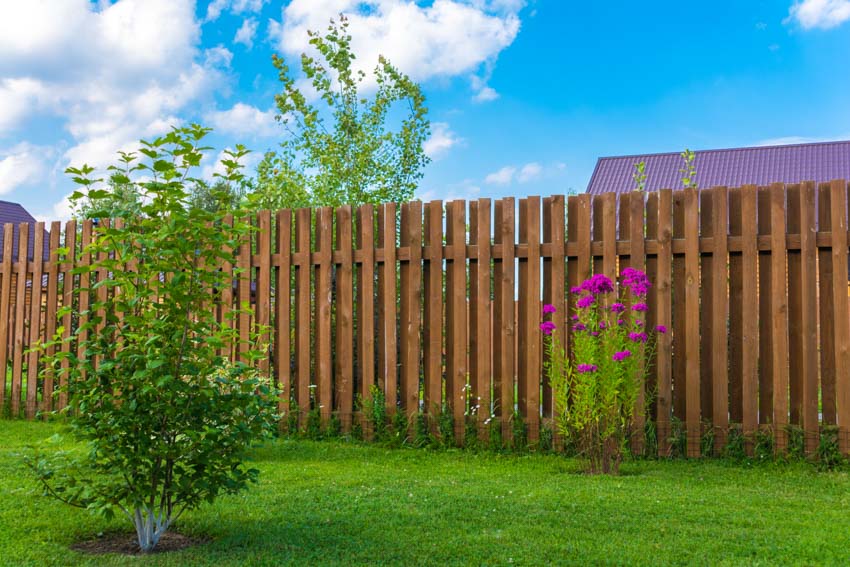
[587, 140, 850, 195]
[0, 200, 49, 261]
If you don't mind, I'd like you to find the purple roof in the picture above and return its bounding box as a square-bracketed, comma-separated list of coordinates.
[0, 200, 49, 262]
[587, 140, 850, 195]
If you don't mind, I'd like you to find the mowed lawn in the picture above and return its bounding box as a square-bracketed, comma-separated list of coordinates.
[2, 422, 850, 566]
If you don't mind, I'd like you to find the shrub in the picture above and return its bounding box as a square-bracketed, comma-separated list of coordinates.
[542, 269, 661, 474]
[27, 126, 279, 553]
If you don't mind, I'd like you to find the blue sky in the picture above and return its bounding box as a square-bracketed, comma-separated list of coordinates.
[1, 0, 849, 219]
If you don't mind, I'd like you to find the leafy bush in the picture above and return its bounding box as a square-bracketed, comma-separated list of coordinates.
[27, 126, 279, 553]
[543, 269, 661, 474]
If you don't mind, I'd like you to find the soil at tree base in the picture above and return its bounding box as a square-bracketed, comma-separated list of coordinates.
[70, 531, 206, 555]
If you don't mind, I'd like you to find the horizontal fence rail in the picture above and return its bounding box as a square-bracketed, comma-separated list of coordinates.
[3, 181, 850, 457]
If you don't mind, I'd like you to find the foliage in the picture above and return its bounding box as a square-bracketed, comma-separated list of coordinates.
[632, 161, 647, 192]
[543, 269, 661, 474]
[357, 384, 388, 442]
[679, 148, 697, 189]
[27, 125, 279, 553]
[251, 16, 430, 211]
[74, 174, 143, 220]
[189, 178, 247, 214]
[817, 425, 844, 470]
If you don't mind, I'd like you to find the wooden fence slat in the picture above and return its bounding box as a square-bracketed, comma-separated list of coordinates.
[741, 186, 759, 448]
[602, 193, 617, 284]
[422, 201, 441, 422]
[518, 197, 541, 443]
[0, 223, 13, 410]
[42, 222, 61, 412]
[275, 210, 292, 419]
[830, 179, 850, 454]
[11, 223, 30, 417]
[644, 193, 659, 435]
[335, 206, 354, 431]
[629, 192, 646, 454]
[399, 201, 421, 425]
[818, 184, 837, 425]
[770, 184, 790, 453]
[378, 203, 398, 415]
[787, 185, 804, 428]
[542, 196, 564, 424]
[356, 205, 375, 425]
[656, 190, 673, 455]
[294, 208, 312, 424]
[757, 188, 774, 427]
[219, 215, 234, 360]
[683, 188, 701, 457]
[493, 198, 515, 442]
[699, 192, 714, 424]
[315, 207, 333, 425]
[26, 222, 45, 419]
[728, 189, 744, 426]
[671, 192, 686, 426]
[58, 221, 76, 411]
[711, 187, 729, 452]
[470, 198, 492, 439]
[236, 217, 251, 363]
[446, 200, 467, 441]
[798, 182, 819, 454]
[256, 211, 272, 376]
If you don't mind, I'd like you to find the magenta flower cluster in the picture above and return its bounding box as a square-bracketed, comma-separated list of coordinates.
[621, 267, 651, 297]
[612, 350, 632, 362]
[577, 364, 598, 373]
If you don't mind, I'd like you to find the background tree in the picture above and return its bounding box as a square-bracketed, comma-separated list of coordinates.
[251, 16, 430, 210]
[28, 125, 278, 553]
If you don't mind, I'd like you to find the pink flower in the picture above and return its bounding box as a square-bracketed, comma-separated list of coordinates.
[621, 267, 651, 297]
[629, 332, 648, 343]
[573, 323, 586, 331]
[539, 321, 556, 335]
[599, 321, 607, 330]
[610, 303, 626, 313]
[617, 319, 625, 326]
[655, 325, 667, 334]
[577, 363, 598, 373]
[635, 319, 644, 327]
[581, 274, 614, 296]
[632, 303, 649, 312]
[571, 315, 580, 321]
[570, 286, 583, 294]
[612, 350, 632, 362]
[542, 303, 557, 315]
[577, 295, 595, 309]
[590, 331, 599, 337]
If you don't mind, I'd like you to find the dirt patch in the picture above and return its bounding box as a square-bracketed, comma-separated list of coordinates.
[71, 530, 207, 555]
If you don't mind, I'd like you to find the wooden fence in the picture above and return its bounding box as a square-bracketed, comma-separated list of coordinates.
[3, 181, 850, 458]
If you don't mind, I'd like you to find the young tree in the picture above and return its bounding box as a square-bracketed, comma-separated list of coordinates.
[250, 16, 430, 210]
[28, 125, 278, 552]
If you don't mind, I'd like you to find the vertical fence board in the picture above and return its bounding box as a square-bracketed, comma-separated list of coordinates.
[336, 206, 354, 431]
[256, 211, 272, 377]
[699, 192, 714, 425]
[727, 189, 743, 425]
[446, 200, 467, 441]
[58, 221, 76, 411]
[741, 186, 760, 448]
[11, 223, 30, 417]
[770, 184, 790, 452]
[684, 188, 701, 457]
[787, 185, 804, 428]
[629, 192, 647, 453]
[378, 203, 398, 415]
[830, 180, 850, 453]
[399, 201, 422, 424]
[671, 192, 686, 425]
[422, 201, 442, 421]
[644, 193, 659, 430]
[711, 187, 729, 451]
[42, 222, 61, 412]
[798, 183, 819, 454]
[757, 188, 774, 427]
[493, 198, 515, 442]
[315, 207, 333, 425]
[236, 217, 251, 363]
[542, 196, 564, 424]
[818, 185, 837, 425]
[275, 210, 292, 419]
[219, 215, 234, 360]
[0, 224, 13, 410]
[518, 197, 541, 443]
[25, 223, 45, 419]
[356, 205, 375, 421]
[470, 199, 492, 437]
[294, 208, 312, 424]
[656, 190, 674, 455]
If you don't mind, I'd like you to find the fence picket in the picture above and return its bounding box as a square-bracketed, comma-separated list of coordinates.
[399, 201, 421, 424]
[335, 206, 354, 431]
[446, 200, 467, 441]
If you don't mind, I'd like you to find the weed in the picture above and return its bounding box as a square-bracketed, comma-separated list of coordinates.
[538, 424, 554, 453]
[642, 419, 658, 459]
[754, 427, 775, 461]
[437, 404, 455, 448]
[785, 425, 805, 461]
[723, 424, 747, 461]
[412, 411, 432, 448]
[700, 420, 715, 457]
[817, 426, 844, 471]
[668, 417, 687, 459]
[511, 411, 528, 452]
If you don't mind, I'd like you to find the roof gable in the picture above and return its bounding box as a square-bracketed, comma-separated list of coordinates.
[0, 201, 49, 262]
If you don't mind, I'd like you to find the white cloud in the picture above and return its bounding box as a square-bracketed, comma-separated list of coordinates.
[754, 135, 850, 146]
[205, 103, 278, 138]
[0, 143, 50, 195]
[787, 0, 850, 29]
[205, 0, 267, 23]
[234, 18, 259, 49]
[473, 86, 500, 103]
[517, 162, 542, 183]
[423, 122, 461, 159]
[270, 1, 522, 89]
[485, 165, 516, 185]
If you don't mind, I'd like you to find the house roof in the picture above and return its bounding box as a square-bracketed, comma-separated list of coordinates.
[586, 140, 850, 195]
[0, 200, 49, 262]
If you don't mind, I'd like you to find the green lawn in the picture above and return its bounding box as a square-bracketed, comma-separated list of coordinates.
[2, 421, 850, 566]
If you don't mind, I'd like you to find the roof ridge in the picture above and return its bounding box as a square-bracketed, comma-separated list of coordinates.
[598, 139, 850, 161]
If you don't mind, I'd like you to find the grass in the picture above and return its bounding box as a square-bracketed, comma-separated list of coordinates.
[3, 422, 850, 566]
